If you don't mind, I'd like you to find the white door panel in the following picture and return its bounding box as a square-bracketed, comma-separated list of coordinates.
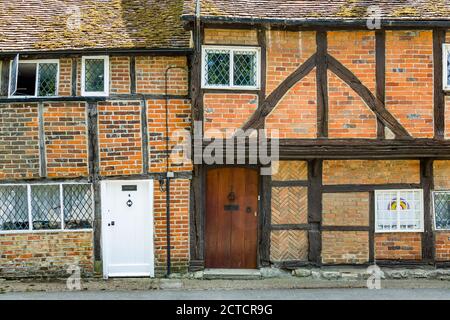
[101, 180, 154, 278]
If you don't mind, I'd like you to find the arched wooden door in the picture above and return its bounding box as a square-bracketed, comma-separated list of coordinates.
[205, 167, 259, 269]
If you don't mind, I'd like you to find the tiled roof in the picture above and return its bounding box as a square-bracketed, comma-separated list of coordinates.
[183, 0, 450, 22]
[0, 0, 191, 53]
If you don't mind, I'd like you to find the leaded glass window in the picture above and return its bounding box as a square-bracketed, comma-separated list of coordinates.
[375, 190, 424, 232]
[202, 46, 260, 89]
[82, 56, 109, 96]
[434, 191, 450, 230]
[9, 59, 58, 97]
[0, 183, 93, 232]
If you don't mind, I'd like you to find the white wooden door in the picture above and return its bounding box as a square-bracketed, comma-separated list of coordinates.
[101, 180, 154, 278]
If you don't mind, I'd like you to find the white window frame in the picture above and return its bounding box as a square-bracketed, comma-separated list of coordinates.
[0, 182, 94, 234]
[81, 55, 110, 97]
[375, 189, 424, 233]
[201, 45, 261, 90]
[8, 59, 60, 98]
[443, 44, 450, 91]
[433, 190, 450, 231]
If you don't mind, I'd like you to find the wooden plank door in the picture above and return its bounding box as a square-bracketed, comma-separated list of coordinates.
[205, 167, 259, 269]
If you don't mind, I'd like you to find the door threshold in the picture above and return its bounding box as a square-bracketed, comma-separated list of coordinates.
[203, 268, 262, 280]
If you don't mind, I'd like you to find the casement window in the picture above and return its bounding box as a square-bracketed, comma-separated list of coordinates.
[201, 46, 261, 90]
[81, 56, 109, 96]
[0, 183, 93, 233]
[433, 191, 450, 230]
[9, 57, 59, 97]
[375, 190, 424, 232]
[444, 44, 450, 91]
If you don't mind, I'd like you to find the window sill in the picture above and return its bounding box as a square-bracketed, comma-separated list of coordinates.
[0, 229, 93, 235]
[375, 229, 424, 234]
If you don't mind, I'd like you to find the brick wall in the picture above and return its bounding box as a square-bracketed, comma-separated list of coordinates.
[203, 94, 257, 138]
[147, 99, 192, 173]
[136, 56, 188, 95]
[272, 161, 308, 181]
[434, 160, 450, 190]
[0, 104, 40, 179]
[98, 101, 143, 176]
[270, 230, 309, 262]
[58, 58, 72, 96]
[153, 179, 190, 275]
[322, 192, 369, 226]
[436, 232, 450, 261]
[322, 231, 369, 264]
[328, 72, 377, 138]
[110, 56, 131, 94]
[266, 31, 316, 96]
[385, 30, 434, 138]
[375, 233, 422, 260]
[0, 231, 93, 278]
[204, 29, 258, 45]
[265, 71, 317, 138]
[323, 160, 420, 185]
[44, 103, 89, 178]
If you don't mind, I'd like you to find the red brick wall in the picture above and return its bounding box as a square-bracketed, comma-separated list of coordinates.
[0, 104, 40, 179]
[43, 103, 88, 178]
[110, 56, 131, 94]
[203, 94, 258, 138]
[0, 231, 93, 278]
[323, 160, 420, 185]
[153, 179, 190, 275]
[265, 71, 317, 138]
[98, 101, 143, 176]
[436, 232, 450, 261]
[322, 192, 370, 226]
[385, 30, 434, 138]
[434, 160, 450, 190]
[58, 58, 72, 96]
[322, 231, 369, 264]
[146, 99, 192, 173]
[266, 30, 316, 96]
[136, 56, 188, 95]
[204, 29, 258, 45]
[375, 233, 422, 260]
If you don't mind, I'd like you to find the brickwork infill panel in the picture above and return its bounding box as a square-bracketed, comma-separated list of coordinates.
[323, 160, 420, 185]
[272, 161, 308, 181]
[44, 103, 89, 178]
[98, 101, 143, 176]
[375, 233, 422, 260]
[434, 160, 450, 190]
[0, 231, 93, 278]
[270, 230, 309, 262]
[265, 71, 317, 139]
[271, 186, 308, 225]
[0, 104, 40, 179]
[386, 30, 434, 138]
[436, 232, 450, 261]
[322, 192, 370, 227]
[322, 231, 369, 264]
[204, 29, 258, 45]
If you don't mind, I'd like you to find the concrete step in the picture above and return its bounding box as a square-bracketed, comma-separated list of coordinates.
[203, 269, 262, 280]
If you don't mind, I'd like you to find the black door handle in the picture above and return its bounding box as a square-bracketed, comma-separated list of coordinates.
[108, 221, 115, 226]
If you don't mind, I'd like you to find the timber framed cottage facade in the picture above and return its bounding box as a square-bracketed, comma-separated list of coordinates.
[0, 0, 450, 279]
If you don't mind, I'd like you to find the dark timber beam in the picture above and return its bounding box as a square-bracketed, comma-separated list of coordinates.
[433, 29, 446, 140]
[308, 159, 322, 265]
[257, 28, 267, 114]
[260, 173, 272, 266]
[327, 54, 412, 139]
[71, 58, 77, 97]
[316, 31, 328, 138]
[421, 159, 434, 263]
[242, 54, 317, 130]
[375, 30, 386, 139]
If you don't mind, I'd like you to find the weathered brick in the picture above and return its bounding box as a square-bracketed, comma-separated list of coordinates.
[375, 233, 422, 260]
[322, 231, 369, 264]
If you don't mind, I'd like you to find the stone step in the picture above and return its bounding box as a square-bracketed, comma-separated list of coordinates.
[203, 269, 262, 280]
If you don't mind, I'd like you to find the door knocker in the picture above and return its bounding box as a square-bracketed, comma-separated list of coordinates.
[228, 191, 236, 202]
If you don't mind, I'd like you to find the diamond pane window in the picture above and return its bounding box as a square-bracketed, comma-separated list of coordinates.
[64, 184, 93, 229]
[205, 50, 230, 86]
[82, 56, 109, 96]
[434, 191, 450, 230]
[375, 190, 424, 232]
[9, 59, 59, 97]
[31, 185, 61, 230]
[234, 51, 257, 87]
[0, 186, 28, 231]
[202, 46, 260, 89]
[38, 63, 58, 96]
